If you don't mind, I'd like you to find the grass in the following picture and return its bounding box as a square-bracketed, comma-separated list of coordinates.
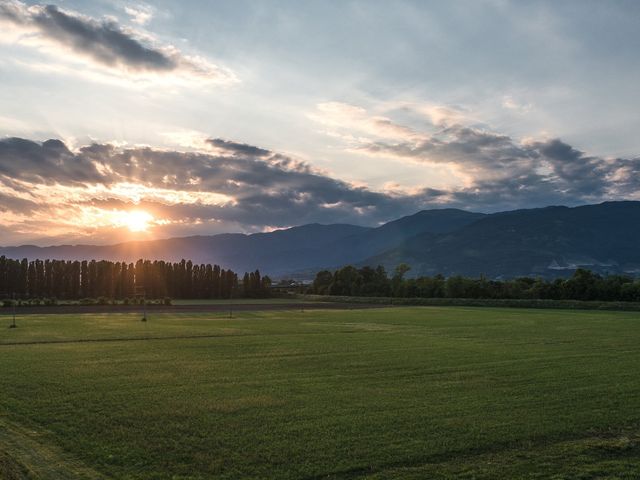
[299, 293, 640, 311]
[171, 297, 314, 306]
[3, 297, 313, 309]
[1, 307, 640, 479]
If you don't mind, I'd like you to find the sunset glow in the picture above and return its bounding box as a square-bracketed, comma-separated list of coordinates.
[117, 210, 154, 233]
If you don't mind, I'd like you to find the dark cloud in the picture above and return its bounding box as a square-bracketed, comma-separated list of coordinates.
[0, 137, 104, 185]
[0, 1, 233, 81]
[610, 157, 640, 197]
[0, 191, 42, 215]
[207, 138, 271, 157]
[0, 2, 173, 72]
[533, 139, 610, 198]
[35, 5, 174, 72]
[362, 126, 536, 178]
[357, 125, 640, 210]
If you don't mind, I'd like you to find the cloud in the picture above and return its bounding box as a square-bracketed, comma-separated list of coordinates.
[124, 4, 154, 26]
[160, 130, 211, 150]
[207, 138, 272, 158]
[357, 125, 640, 207]
[362, 126, 533, 178]
[0, 190, 41, 215]
[309, 102, 421, 142]
[419, 104, 470, 127]
[0, 137, 104, 185]
[310, 101, 477, 145]
[532, 138, 610, 198]
[0, 1, 236, 85]
[502, 95, 533, 114]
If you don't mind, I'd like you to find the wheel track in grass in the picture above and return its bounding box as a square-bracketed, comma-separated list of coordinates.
[0, 327, 397, 347]
[299, 423, 640, 480]
[0, 417, 107, 479]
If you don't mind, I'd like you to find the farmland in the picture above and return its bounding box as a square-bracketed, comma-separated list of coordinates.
[2, 306, 640, 479]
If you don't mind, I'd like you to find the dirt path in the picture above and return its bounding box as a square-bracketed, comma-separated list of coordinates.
[0, 329, 374, 347]
[0, 418, 106, 479]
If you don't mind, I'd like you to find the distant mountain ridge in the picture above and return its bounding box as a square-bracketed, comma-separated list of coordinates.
[2, 202, 640, 278]
[366, 201, 640, 278]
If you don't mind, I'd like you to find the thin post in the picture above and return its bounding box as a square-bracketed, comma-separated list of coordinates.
[142, 292, 147, 322]
[10, 293, 16, 328]
[135, 285, 147, 322]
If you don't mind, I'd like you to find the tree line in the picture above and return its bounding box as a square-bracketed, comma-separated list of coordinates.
[311, 264, 640, 302]
[0, 256, 271, 300]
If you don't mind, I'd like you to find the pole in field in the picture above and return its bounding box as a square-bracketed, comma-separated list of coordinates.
[10, 293, 17, 328]
[0, 291, 17, 328]
[135, 285, 147, 322]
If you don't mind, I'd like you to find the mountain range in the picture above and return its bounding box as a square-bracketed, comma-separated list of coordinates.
[2, 201, 640, 279]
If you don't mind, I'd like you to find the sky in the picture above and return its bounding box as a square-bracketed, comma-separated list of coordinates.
[0, 0, 639, 245]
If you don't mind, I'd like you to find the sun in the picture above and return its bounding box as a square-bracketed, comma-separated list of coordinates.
[120, 210, 154, 232]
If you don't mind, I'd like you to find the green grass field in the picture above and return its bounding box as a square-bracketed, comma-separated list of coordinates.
[2, 307, 640, 479]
